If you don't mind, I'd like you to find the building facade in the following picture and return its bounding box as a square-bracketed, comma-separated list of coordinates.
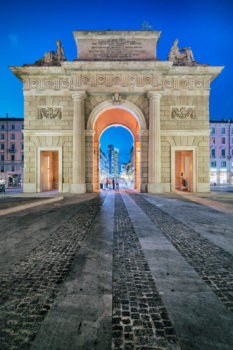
[210, 120, 233, 185]
[107, 144, 119, 177]
[0, 116, 24, 188]
[10, 30, 223, 193]
[99, 149, 109, 185]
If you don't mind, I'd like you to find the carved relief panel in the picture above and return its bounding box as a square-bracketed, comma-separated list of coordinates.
[38, 106, 63, 120]
[170, 106, 196, 120]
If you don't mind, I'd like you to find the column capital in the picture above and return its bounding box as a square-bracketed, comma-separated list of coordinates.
[147, 91, 162, 100]
[72, 91, 86, 101]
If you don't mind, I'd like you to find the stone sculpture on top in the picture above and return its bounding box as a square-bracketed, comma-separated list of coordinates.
[25, 40, 66, 66]
[168, 39, 198, 66]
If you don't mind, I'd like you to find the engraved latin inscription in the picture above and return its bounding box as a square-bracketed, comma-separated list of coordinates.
[78, 38, 156, 60]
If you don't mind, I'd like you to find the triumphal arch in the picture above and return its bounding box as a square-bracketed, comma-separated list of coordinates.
[10, 30, 223, 193]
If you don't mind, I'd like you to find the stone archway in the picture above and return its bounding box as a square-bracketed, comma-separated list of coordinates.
[86, 100, 148, 192]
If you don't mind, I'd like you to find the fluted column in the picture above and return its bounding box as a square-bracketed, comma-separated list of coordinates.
[147, 92, 162, 193]
[71, 91, 86, 193]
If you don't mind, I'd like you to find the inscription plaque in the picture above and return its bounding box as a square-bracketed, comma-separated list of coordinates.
[73, 31, 161, 60]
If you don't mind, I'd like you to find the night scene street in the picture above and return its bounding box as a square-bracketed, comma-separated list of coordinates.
[1, 0, 233, 349]
[0, 189, 233, 349]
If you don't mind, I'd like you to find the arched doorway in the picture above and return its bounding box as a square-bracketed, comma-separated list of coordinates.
[100, 125, 134, 190]
[87, 100, 147, 192]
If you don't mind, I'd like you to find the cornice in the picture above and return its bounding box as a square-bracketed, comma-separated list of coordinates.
[161, 130, 210, 136]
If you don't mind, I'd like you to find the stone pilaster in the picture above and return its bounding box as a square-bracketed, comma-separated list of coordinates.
[139, 129, 149, 192]
[71, 91, 86, 193]
[147, 92, 162, 193]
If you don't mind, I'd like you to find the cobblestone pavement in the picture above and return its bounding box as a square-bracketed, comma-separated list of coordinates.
[0, 196, 103, 349]
[129, 192, 233, 314]
[0, 190, 233, 349]
[112, 193, 181, 350]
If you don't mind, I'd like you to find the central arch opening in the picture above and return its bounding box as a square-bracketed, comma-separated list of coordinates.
[92, 106, 142, 191]
[100, 125, 134, 189]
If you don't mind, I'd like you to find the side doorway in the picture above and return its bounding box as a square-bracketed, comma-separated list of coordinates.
[40, 151, 59, 192]
[171, 147, 196, 192]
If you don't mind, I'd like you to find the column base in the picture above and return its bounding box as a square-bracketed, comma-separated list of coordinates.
[23, 183, 37, 193]
[148, 183, 163, 193]
[70, 183, 86, 193]
[196, 183, 210, 193]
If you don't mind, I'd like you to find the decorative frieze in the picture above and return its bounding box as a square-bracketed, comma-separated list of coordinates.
[163, 78, 209, 90]
[38, 106, 63, 120]
[171, 106, 196, 120]
[25, 74, 210, 91]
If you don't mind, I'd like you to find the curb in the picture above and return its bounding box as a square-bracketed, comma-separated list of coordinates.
[0, 196, 64, 216]
[178, 193, 233, 214]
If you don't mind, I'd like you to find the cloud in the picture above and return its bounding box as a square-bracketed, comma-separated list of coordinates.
[9, 34, 19, 47]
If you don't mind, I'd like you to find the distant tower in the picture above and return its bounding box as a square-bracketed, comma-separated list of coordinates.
[107, 144, 119, 176]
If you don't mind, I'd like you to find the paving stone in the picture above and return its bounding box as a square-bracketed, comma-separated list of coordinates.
[0, 197, 103, 349]
[112, 193, 181, 350]
[129, 192, 233, 313]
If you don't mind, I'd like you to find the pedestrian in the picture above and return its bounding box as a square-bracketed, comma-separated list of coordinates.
[112, 178, 115, 190]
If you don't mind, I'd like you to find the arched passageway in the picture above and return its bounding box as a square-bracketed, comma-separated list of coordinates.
[100, 125, 134, 189]
[87, 101, 147, 192]
[93, 108, 141, 191]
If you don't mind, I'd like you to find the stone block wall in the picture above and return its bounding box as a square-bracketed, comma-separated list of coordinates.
[24, 95, 73, 130]
[160, 95, 209, 131]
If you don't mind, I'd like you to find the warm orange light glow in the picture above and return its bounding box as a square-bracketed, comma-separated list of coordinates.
[175, 150, 193, 192]
[94, 107, 141, 191]
[40, 151, 58, 191]
[94, 108, 140, 142]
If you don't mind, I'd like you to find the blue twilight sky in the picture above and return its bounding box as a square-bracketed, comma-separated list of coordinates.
[1, 0, 233, 162]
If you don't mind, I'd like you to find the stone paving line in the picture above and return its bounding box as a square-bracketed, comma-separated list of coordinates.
[0, 196, 64, 216]
[112, 193, 181, 350]
[31, 191, 114, 350]
[129, 192, 233, 314]
[122, 192, 233, 350]
[0, 190, 233, 349]
[0, 196, 103, 349]
[178, 192, 233, 214]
